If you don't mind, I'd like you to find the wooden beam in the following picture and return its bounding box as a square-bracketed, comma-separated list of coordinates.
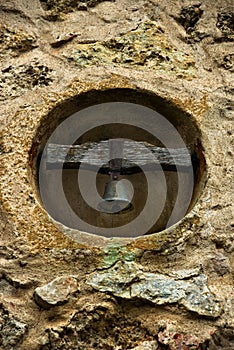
[45, 141, 192, 173]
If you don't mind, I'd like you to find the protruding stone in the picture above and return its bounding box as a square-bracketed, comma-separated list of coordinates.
[87, 262, 221, 317]
[34, 275, 79, 309]
[73, 20, 196, 78]
[211, 252, 230, 276]
[158, 323, 200, 349]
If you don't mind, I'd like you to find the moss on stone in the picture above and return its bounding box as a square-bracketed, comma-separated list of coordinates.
[103, 242, 138, 268]
[74, 21, 196, 78]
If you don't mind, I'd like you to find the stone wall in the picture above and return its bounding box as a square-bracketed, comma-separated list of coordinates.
[0, 0, 233, 349]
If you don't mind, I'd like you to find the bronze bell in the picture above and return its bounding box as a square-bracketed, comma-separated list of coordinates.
[98, 180, 133, 213]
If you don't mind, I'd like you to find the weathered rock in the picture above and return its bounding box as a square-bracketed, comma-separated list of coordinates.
[34, 275, 79, 308]
[207, 326, 234, 350]
[130, 340, 158, 350]
[72, 20, 196, 79]
[179, 4, 204, 33]
[0, 307, 27, 350]
[87, 261, 221, 317]
[39, 298, 154, 349]
[168, 267, 201, 279]
[217, 9, 234, 38]
[210, 251, 230, 276]
[0, 25, 37, 57]
[40, 0, 115, 20]
[0, 61, 53, 100]
[158, 324, 200, 350]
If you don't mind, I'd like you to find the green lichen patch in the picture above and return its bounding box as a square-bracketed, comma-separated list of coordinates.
[74, 21, 196, 78]
[102, 242, 139, 268]
[0, 25, 37, 57]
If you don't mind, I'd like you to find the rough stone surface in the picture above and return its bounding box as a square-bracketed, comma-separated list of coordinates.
[130, 340, 158, 350]
[0, 61, 53, 100]
[0, 24, 37, 57]
[87, 261, 221, 317]
[0, 0, 233, 349]
[40, 0, 115, 20]
[158, 323, 200, 350]
[0, 305, 27, 350]
[34, 275, 79, 308]
[72, 20, 196, 78]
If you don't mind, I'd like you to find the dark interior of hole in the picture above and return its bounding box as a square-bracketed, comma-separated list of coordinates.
[33, 88, 206, 237]
[75, 123, 165, 147]
[34, 88, 200, 154]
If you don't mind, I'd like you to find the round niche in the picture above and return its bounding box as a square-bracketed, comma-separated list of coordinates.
[32, 88, 206, 238]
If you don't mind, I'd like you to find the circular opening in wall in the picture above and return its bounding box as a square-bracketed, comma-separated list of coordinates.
[32, 88, 206, 238]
